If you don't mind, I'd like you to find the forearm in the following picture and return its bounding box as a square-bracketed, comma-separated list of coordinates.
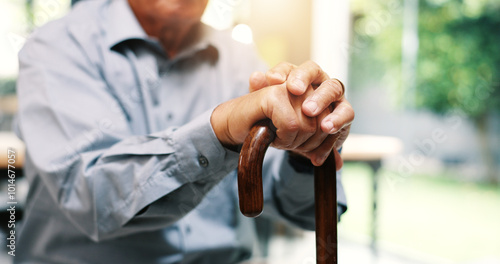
[24, 111, 239, 241]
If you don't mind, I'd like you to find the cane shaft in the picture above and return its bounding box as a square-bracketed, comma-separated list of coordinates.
[315, 152, 337, 264]
[237, 121, 338, 264]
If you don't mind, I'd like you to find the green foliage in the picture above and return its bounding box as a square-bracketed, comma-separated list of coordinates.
[417, 0, 500, 118]
[0, 78, 16, 96]
[349, 0, 404, 106]
[350, 0, 500, 118]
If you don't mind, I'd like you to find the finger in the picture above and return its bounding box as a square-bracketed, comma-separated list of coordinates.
[265, 86, 300, 148]
[265, 62, 296, 85]
[294, 107, 330, 152]
[249, 71, 268, 92]
[320, 99, 355, 134]
[288, 108, 317, 150]
[333, 125, 350, 150]
[295, 130, 329, 153]
[286, 60, 330, 96]
[302, 78, 345, 117]
[307, 133, 339, 166]
[282, 88, 318, 149]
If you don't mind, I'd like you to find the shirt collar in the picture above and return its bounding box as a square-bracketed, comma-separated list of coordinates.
[105, 0, 150, 49]
[173, 23, 213, 60]
[105, 0, 215, 60]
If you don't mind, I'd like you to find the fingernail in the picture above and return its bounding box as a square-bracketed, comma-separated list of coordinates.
[304, 101, 318, 113]
[271, 72, 285, 82]
[324, 121, 336, 133]
[316, 154, 328, 165]
[292, 79, 305, 92]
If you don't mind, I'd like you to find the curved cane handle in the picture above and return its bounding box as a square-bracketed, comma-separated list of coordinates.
[237, 120, 275, 217]
[238, 120, 338, 264]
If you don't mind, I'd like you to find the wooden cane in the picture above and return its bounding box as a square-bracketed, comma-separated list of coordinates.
[238, 120, 338, 264]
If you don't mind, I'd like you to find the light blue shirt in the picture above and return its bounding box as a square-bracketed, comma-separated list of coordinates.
[14, 0, 346, 263]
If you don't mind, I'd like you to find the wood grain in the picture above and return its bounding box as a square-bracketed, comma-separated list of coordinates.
[238, 120, 275, 217]
[315, 151, 337, 264]
[238, 120, 338, 264]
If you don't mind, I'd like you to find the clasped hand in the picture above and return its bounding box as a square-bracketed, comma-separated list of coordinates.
[211, 61, 354, 168]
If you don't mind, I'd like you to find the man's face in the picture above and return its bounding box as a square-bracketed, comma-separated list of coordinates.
[128, 0, 209, 30]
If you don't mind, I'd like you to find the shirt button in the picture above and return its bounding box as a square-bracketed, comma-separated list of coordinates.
[166, 113, 174, 121]
[185, 226, 191, 234]
[198, 155, 209, 168]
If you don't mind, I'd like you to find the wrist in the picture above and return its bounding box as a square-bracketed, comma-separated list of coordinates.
[211, 103, 238, 148]
[210, 91, 269, 149]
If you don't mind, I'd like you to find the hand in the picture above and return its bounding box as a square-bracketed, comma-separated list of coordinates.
[212, 82, 335, 166]
[248, 61, 354, 168]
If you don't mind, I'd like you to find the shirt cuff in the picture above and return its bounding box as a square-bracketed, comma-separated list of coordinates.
[168, 109, 240, 183]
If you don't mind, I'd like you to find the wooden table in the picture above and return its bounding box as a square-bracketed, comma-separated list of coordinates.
[342, 134, 403, 162]
[341, 134, 403, 255]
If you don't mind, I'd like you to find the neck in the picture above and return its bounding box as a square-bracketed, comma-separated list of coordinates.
[128, 1, 199, 58]
[157, 23, 200, 58]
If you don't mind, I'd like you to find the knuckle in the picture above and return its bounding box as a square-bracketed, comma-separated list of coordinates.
[275, 61, 295, 70]
[324, 79, 344, 98]
[265, 70, 276, 80]
[350, 107, 356, 121]
[277, 117, 299, 135]
[291, 68, 307, 79]
[275, 117, 300, 136]
[277, 138, 294, 150]
[250, 71, 264, 83]
[271, 84, 287, 98]
[286, 120, 300, 133]
[304, 60, 319, 68]
[295, 145, 311, 153]
[276, 61, 287, 68]
[302, 121, 317, 134]
[324, 78, 337, 88]
[304, 60, 322, 75]
[333, 78, 345, 93]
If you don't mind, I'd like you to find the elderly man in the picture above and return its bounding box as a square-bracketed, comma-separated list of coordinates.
[15, 0, 354, 263]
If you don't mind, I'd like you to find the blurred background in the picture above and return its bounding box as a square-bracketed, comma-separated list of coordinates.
[0, 0, 499, 263]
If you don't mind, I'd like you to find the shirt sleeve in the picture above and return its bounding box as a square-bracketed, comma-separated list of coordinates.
[16, 24, 240, 241]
